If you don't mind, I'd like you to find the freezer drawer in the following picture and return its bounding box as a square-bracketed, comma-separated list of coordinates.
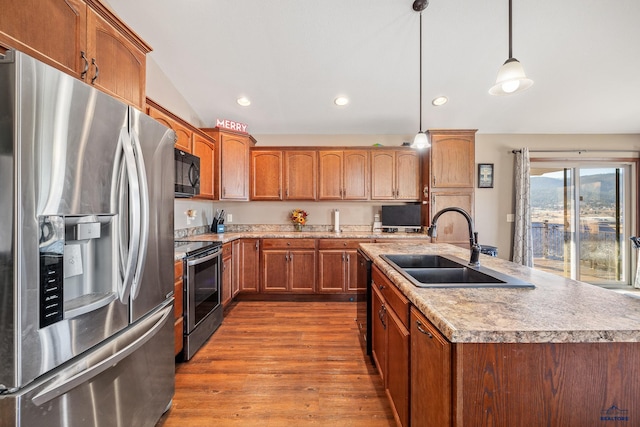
[0, 302, 175, 427]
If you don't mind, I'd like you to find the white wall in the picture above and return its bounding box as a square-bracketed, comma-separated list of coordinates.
[145, 59, 640, 259]
[145, 56, 203, 126]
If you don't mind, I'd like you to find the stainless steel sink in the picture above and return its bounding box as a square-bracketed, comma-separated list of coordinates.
[382, 254, 462, 269]
[381, 254, 535, 289]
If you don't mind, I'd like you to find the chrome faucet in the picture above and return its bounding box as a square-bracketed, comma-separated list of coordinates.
[427, 207, 481, 267]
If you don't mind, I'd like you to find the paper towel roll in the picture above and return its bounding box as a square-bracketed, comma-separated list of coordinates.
[334, 209, 340, 233]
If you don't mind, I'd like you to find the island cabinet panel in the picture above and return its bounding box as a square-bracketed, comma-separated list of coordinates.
[284, 150, 317, 200]
[371, 285, 387, 382]
[455, 341, 640, 427]
[261, 239, 316, 293]
[371, 265, 410, 427]
[238, 239, 260, 293]
[410, 307, 452, 427]
[250, 150, 283, 200]
[317, 239, 371, 293]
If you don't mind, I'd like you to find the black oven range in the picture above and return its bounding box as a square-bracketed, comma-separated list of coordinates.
[176, 240, 223, 360]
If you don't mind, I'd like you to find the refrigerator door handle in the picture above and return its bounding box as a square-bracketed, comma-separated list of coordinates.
[31, 302, 173, 407]
[130, 130, 149, 300]
[119, 127, 142, 303]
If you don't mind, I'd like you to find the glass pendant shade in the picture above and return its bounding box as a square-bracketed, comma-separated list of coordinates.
[489, 57, 533, 95]
[412, 131, 429, 149]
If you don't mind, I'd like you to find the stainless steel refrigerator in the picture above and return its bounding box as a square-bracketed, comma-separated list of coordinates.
[0, 49, 176, 426]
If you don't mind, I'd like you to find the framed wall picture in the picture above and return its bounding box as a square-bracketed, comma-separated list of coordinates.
[478, 163, 494, 188]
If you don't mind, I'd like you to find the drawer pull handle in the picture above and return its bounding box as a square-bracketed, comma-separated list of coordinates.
[416, 320, 433, 338]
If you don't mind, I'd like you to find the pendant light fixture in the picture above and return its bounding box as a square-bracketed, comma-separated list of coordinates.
[489, 0, 533, 96]
[411, 0, 430, 149]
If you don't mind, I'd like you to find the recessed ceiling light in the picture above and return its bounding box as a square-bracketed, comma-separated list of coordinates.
[237, 97, 251, 107]
[432, 96, 448, 106]
[334, 96, 349, 106]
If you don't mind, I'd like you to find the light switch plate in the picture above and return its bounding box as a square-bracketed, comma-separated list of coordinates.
[507, 214, 515, 223]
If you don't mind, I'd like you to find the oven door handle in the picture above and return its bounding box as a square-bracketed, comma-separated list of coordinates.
[187, 249, 222, 266]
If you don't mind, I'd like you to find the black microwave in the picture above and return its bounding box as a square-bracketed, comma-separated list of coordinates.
[175, 148, 200, 198]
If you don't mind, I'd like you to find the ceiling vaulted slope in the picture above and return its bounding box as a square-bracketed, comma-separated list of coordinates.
[106, 0, 640, 135]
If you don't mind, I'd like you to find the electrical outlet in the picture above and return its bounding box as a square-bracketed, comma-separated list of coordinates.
[226, 213, 233, 223]
[507, 214, 515, 223]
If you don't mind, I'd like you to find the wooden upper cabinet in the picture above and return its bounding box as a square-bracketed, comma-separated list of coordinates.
[318, 151, 343, 200]
[0, 0, 151, 109]
[429, 129, 476, 189]
[371, 149, 420, 201]
[284, 150, 317, 200]
[202, 128, 256, 201]
[343, 150, 369, 200]
[250, 150, 283, 200]
[147, 103, 192, 152]
[85, 4, 148, 108]
[371, 150, 396, 200]
[192, 133, 216, 199]
[396, 151, 420, 200]
[318, 150, 369, 200]
[0, 0, 87, 78]
[219, 133, 251, 200]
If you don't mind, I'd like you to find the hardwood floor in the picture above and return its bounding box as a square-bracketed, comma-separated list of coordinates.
[157, 301, 395, 426]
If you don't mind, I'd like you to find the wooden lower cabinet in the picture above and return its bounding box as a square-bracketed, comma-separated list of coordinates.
[318, 239, 370, 292]
[221, 242, 233, 307]
[173, 260, 184, 356]
[410, 307, 451, 427]
[231, 239, 241, 297]
[371, 265, 410, 427]
[261, 239, 316, 293]
[238, 239, 260, 293]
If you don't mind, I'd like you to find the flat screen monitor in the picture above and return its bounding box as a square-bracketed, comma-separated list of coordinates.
[381, 204, 421, 228]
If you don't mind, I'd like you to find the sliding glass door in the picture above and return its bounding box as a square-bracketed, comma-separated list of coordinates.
[530, 162, 634, 287]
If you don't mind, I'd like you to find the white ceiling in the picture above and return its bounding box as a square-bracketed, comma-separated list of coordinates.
[106, 0, 640, 135]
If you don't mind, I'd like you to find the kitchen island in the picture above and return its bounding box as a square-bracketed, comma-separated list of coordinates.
[359, 241, 640, 427]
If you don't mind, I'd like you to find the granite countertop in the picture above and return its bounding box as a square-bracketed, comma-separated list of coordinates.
[359, 242, 640, 344]
[174, 230, 430, 260]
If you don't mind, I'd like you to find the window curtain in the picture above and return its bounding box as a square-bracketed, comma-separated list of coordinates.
[512, 148, 533, 266]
